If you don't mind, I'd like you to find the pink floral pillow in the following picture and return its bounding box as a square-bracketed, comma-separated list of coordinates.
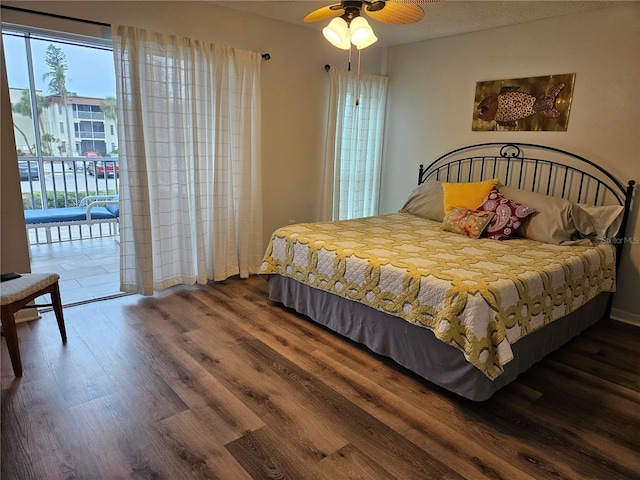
[478, 188, 537, 240]
[441, 208, 495, 238]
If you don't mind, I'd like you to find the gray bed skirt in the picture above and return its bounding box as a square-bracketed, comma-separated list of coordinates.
[267, 275, 608, 401]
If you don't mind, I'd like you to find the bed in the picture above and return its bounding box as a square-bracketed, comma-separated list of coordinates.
[259, 143, 635, 401]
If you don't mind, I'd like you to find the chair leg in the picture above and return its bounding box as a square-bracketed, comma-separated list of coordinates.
[0, 306, 23, 377]
[51, 282, 67, 344]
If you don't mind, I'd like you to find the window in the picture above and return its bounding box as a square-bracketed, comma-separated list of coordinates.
[3, 26, 118, 216]
[3, 27, 116, 160]
[110, 124, 114, 136]
[322, 69, 388, 220]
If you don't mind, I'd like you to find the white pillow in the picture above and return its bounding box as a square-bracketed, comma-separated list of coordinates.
[576, 204, 624, 240]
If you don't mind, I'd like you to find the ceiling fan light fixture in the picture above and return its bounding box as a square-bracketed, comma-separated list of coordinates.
[349, 16, 375, 46]
[356, 32, 378, 49]
[323, 17, 351, 49]
[308, 0, 429, 50]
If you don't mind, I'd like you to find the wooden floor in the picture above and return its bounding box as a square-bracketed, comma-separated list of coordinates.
[2, 276, 639, 480]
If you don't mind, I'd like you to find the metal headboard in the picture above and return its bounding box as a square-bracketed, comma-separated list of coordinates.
[417, 142, 635, 261]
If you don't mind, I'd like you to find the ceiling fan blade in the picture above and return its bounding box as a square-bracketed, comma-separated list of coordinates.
[304, 4, 345, 23]
[385, 0, 440, 4]
[365, 2, 425, 24]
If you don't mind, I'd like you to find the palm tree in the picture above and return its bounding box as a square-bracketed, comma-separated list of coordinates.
[11, 89, 49, 155]
[13, 125, 34, 155]
[100, 95, 118, 154]
[100, 95, 117, 122]
[40, 133, 60, 156]
[42, 44, 69, 96]
[42, 44, 75, 167]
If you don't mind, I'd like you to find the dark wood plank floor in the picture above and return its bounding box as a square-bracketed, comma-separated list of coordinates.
[2, 276, 639, 480]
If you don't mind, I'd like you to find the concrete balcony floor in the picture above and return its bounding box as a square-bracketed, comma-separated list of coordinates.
[28, 227, 124, 306]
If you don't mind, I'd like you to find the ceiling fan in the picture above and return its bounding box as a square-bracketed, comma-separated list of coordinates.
[307, 1, 438, 104]
[304, 0, 438, 49]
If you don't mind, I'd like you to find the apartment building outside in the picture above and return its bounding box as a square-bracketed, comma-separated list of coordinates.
[10, 87, 118, 159]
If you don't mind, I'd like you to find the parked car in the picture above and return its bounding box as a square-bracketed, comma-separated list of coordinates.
[18, 161, 39, 181]
[87, 160, 119, 178]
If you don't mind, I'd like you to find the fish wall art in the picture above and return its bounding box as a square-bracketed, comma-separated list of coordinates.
[472, 73, 575, 131]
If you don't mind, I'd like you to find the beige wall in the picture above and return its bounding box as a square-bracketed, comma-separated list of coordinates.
[380, 4, 640, 321]
[0, 0, 384, 249]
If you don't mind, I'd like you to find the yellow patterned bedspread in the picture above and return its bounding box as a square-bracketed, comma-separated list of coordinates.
[259, 213, 616, 379]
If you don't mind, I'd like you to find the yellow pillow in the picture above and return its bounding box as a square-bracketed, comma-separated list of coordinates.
[442, 178, 500, 214]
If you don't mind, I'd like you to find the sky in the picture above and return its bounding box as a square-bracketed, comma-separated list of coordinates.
[3, 31, 116, 99]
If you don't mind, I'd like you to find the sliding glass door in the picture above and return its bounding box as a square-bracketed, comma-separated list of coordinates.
[3, 26, 118, 243]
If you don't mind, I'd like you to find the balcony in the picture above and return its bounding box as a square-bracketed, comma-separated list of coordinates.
[19, 156, 119, 245]
[29, 234, 122, 305]
[20, 156, 123, 305]
[73, 111, 105, 120]
[76, 131, 106, 139]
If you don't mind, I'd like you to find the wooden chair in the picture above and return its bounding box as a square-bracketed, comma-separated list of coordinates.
[0, 273, 67, 376]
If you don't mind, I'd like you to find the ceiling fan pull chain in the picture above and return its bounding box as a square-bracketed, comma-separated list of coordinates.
[356, 48, 361, 106]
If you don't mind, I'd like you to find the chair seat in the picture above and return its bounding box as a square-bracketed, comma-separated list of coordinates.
[1, 272, 66, 377]
[0, 273, 60, 304]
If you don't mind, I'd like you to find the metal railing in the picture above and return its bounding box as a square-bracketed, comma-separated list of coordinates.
[73, 111, 105, 120]
[76, 131, 106, 139]
[20, 156, 120, 244]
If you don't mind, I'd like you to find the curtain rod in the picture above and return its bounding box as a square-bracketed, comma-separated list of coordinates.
[1, 5, 272, 60]
[1, 5, 111, 28]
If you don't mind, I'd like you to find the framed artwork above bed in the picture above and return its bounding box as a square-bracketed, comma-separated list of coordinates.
[472, 73, 576, 131]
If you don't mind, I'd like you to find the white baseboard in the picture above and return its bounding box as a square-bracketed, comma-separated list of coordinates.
[610, 308, 640, 327]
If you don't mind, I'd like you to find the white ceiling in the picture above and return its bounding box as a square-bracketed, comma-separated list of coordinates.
[210, 1, 628, 47]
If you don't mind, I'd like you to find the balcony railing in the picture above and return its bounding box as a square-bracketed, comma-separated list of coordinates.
[73, 111, 105, 120]
[20, 156, 120, 244]
[76, 131, 106, 139]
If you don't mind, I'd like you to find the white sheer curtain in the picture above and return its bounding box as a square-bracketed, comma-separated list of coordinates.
[320, 67, 388, 221]
[112, 25, 263, 295]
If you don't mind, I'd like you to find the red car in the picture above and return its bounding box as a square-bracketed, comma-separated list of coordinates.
[86, 153, 119, 178]
[88, 160, 119, 178]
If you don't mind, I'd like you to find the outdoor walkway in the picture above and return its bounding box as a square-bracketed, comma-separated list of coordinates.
[28, 234, 123, 306]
